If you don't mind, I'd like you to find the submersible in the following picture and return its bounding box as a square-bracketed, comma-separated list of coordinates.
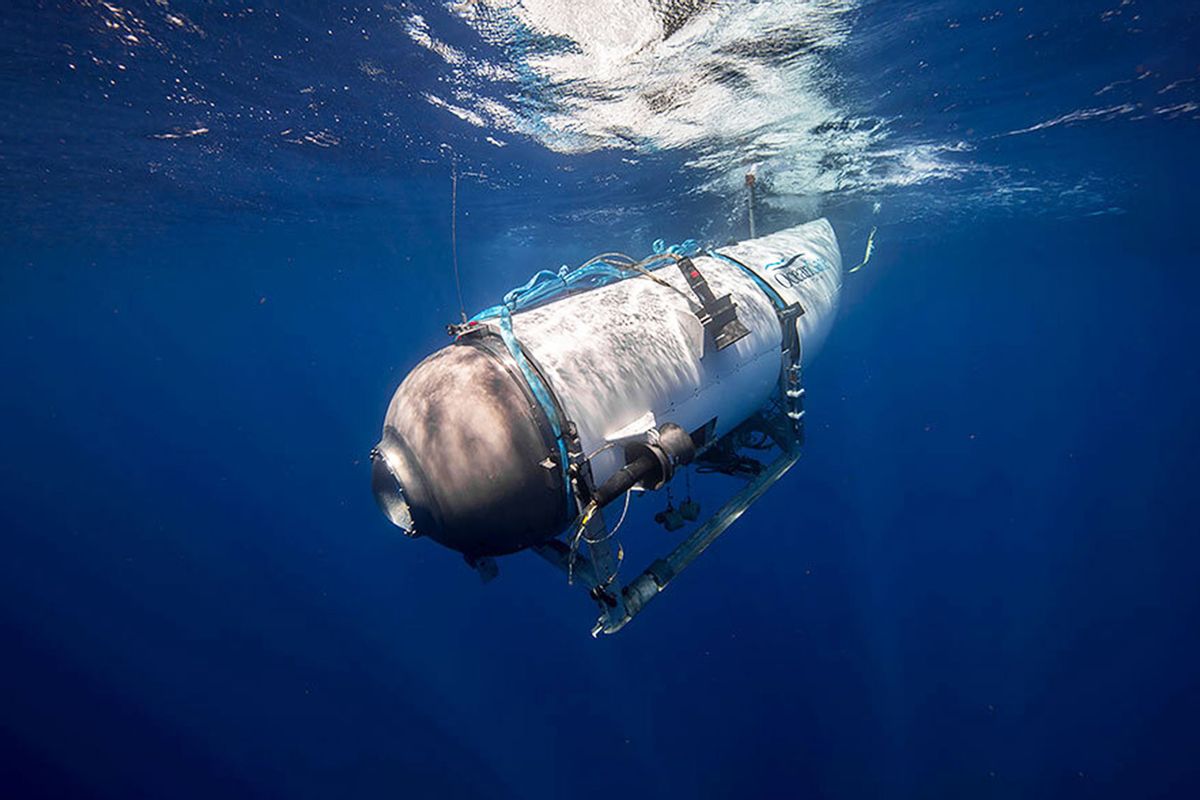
[372, 219, 843, 634]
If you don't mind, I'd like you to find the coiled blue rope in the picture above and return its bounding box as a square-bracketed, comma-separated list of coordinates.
[652, 238, 701, 258]
[471, 238, 701, 322]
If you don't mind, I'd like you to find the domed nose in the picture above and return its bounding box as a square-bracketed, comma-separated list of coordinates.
[372, 340, 572, 557]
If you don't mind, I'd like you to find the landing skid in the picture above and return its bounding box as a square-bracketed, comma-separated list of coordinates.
[534, 408, 803, 636]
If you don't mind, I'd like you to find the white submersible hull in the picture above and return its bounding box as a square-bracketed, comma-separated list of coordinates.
[372, 219, 842, 632]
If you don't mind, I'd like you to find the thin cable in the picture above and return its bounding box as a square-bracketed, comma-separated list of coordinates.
[746, 172, 757, 239]
[584, 491, 632, 544]
[584, 440, 621, 462]
[579, 252, 638, 268]
[619, 253, 701, 310]
[566, 502, 596, 585]
[450, 158, 467, 323]
[587, 492, 631, 587]
[565, 491, 632, 585]
[612, 490, 632, 536]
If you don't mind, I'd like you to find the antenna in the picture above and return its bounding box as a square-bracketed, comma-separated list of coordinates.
[450, 155, 467, 324]
[745, 172, 757, 239]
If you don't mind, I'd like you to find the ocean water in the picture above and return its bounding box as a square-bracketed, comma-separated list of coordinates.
[3, 1, 1199, 798]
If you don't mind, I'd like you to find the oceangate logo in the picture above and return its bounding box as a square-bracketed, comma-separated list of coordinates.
[766, 253, 830, 289]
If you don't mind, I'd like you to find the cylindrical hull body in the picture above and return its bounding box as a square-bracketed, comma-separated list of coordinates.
[373, 219, 842, 555]
[508, 218, 843, 487]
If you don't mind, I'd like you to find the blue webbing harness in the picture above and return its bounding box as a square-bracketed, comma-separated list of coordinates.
[493, 307, 576, 519]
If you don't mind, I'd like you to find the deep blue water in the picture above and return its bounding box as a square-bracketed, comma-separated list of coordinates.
[3, 2, 1199, 798]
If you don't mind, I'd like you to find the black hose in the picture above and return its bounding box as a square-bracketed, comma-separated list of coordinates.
[592, 452, 660, 508]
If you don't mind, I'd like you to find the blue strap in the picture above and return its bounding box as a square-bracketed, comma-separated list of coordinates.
[708, 251, 788, 312]
[495, 308, 575, 518]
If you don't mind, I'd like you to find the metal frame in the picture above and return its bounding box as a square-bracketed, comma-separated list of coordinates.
[529, 283, 811, 636]
[533, 405, 803, 636]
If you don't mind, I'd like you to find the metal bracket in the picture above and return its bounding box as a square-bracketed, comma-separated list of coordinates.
[563, 420, 596, 506]
[677, 257, 751, 350]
